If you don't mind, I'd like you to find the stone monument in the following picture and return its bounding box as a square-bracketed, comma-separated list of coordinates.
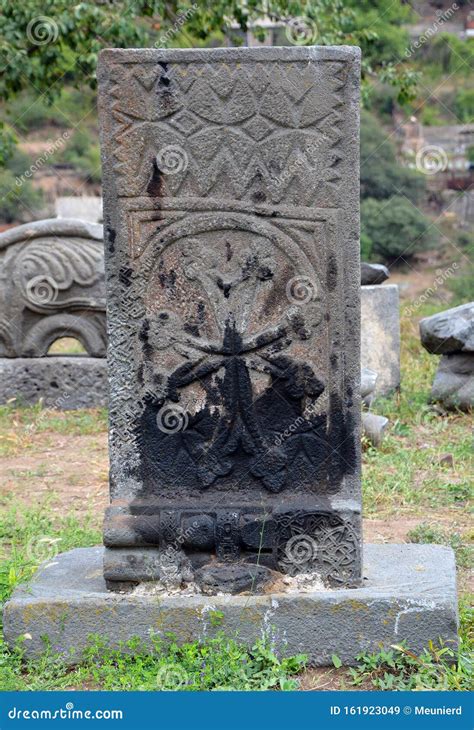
[0, 218, 108, 409]
[4, 47, 458, 666]
[98, 45, 362, 591]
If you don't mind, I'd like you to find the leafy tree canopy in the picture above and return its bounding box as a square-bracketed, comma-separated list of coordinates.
[0, 0, 417, 106]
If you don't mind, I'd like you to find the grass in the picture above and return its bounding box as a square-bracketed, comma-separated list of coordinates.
[346, 599, 473, 691]
[362, 304, 473, 516]
[0, 402, 108, 457]
[0, 632, 307, 692]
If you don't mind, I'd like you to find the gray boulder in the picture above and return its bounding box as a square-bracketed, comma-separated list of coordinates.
[430, 353, 473, 411]
[361, 262, 389, 286]
[420, 302, 474, 355]
[362, 413, 389, 447]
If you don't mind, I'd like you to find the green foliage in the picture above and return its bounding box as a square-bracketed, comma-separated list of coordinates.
[349, 633, 472, 690]
[0, 122, 16, 165]
[407, 523, 473, 569]
[363, 304, 472, 513]
[454, 88, 474, 124]
[360, 231, 373, 260]
[0, 631, 306, 691]
[4, 87, 96, 133]
[419, 103, 444, 126]
[0, 0, 419, 156]
[420, 33, 474, 77]
[361, 195, 435, 261]
[0, 502, 101, 607]
[56, 128, 101, 183]
[0, 167, 43, 222]
[447, 240, 474, 304]
[360, 111, 426, 203]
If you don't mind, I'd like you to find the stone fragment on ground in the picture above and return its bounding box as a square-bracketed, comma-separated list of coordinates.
[362, 413, 389, 447]
[430, 353, 474, 411]
[420, 302, 474, 355]
[420, 303, 474, 410]
[360, 262, 390, 286]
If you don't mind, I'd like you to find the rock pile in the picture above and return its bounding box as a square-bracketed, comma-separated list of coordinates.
[420, 302, 473, 411]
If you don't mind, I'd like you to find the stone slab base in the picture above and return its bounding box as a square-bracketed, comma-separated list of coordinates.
[0, 357, 108, 409]
[361, 285, 400, 396]
[3, 544, 458, 666]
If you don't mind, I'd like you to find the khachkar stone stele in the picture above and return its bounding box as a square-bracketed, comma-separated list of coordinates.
[98, 46, 362, 593]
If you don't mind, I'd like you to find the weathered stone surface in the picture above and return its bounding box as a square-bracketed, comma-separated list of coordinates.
[3, 544, 458, 666]
[362, 412, 389, 447]
[98, 46, 362, 586]
[430, 353, 474, 411]
[361, 367, 378, 406]
[0, 357, 108, 409]
[195, 563, 272, 594]
[420, 302, 474, 355]
[360, 262, 389, 286]
[0, 219, 106, 358]
[361, 285, 400, 395]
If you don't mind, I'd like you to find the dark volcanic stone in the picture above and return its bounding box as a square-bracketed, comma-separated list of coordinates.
[420, 302, 474, 355]
[430, 352, 474, 411]
[361, 262, 390, 286]
[195, 563, 272, 595]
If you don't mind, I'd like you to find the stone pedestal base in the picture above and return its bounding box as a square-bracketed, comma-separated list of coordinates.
[0, 357, 108, 409]
[3, 544, 458, 666]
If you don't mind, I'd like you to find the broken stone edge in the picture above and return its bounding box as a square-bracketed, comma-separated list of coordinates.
[3, 544, 458, 667]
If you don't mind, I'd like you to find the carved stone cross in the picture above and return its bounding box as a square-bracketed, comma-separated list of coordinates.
[98, 46, 362, 592]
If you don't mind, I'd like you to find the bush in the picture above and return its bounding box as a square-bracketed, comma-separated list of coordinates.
[454, 89, 474, 124]
[420, 33, 474, 77]
[5, 93, 63, 133]
[360, 111, 426, 203]
[0, 168, 43, 223]
[447, 240, 474, 304]
[56, 128, 101, 183]
[361, 195, 436, 262]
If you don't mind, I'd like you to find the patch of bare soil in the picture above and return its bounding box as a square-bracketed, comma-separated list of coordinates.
[0, 432, 108, 520]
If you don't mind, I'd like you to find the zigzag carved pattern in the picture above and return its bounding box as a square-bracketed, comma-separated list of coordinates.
[108, 61, 348, 207]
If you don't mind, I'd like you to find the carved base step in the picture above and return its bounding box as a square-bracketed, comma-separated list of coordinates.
[0, 357, 108, 409]
[103, 502, 362, 588]
[3, 544, 458, 666]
